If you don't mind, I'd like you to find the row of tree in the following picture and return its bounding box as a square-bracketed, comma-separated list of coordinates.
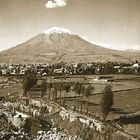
[22, 74, 37, 96]
[72, 82, 113, 121]
[22, 75, 113, 121]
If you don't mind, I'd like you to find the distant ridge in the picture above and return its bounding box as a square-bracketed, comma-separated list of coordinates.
[0, 27, 140, 64]
[125, 49, 140, 53]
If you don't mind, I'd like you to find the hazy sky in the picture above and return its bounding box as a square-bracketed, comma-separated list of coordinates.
[0, 0, 140, 51]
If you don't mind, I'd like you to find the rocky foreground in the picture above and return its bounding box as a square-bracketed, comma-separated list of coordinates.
[0, 96, 139, 140]
[0, 99, 81, 140]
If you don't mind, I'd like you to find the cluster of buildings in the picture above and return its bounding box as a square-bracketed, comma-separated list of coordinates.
[0, 61, 140, 76]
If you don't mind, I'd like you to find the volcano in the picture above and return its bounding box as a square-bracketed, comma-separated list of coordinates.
[0, 27, 139, 64]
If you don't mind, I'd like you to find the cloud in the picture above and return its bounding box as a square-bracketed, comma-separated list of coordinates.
[132, 45, 140, 50]
[45, 0, 67, 8]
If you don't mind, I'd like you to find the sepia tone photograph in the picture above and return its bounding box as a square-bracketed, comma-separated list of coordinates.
[0, 0, 140, 139]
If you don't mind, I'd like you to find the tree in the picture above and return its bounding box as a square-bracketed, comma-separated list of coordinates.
[22, 77, 30, 96]
[100, 85, 113, 121]
[73, 82, 86, 112]
[85, 85, 94, 114]
[48, 82, 52, 100]
[41, 80, 46, 98]
[57, 83, 63, 104]
[85, 85, 94, 96]
[23, 118, 31, 133]
[0, 70, 2, 76]
[80, 85, 85, 113]
[73, 82, 80, 111]
[63, 83, 71, 106]
[22, 74, 37, 96]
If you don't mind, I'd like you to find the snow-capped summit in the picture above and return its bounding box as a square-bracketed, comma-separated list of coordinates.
[43, 27, 73, 35]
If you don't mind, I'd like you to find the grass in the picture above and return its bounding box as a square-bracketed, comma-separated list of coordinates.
[65, 89, 140, 119]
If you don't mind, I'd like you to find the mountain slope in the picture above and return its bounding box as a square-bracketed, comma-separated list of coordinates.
[0, 27, 140, 64]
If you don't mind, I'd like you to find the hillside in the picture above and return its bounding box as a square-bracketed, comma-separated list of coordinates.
[0, 27, 140, 64]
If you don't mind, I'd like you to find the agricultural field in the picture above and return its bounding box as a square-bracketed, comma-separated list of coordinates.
[52, 75, 140, 138]
[0, 76, 22, 97]
[51, 75, 140, 118]
[0, 74, 140, 139]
